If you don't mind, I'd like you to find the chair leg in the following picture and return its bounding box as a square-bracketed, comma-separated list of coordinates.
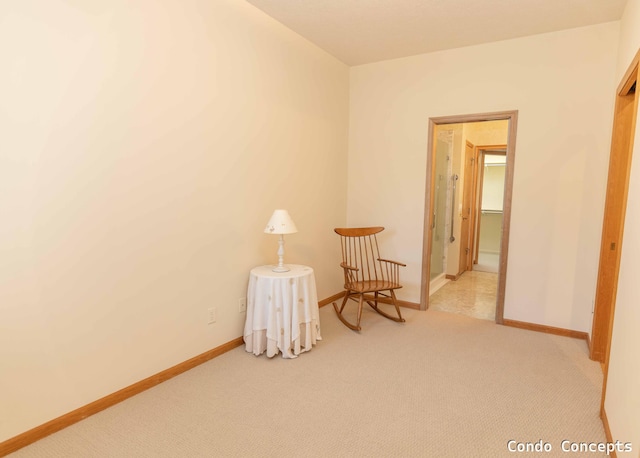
[390, 289, 405, 323]
[338, 292, 349, 313]
[333, 290, 404, 330]
[366, 290, 405, 323]
[356, 293, 364, 330]
[332, 292, 362, 331]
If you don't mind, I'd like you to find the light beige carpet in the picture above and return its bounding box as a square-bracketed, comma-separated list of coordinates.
[11, 306, 606, 457]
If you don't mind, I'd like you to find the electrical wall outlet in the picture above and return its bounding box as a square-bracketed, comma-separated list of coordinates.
[239, 297, 247, 313]
[208, 307, 217, 324]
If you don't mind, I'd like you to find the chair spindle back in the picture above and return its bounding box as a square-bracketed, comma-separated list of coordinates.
[332, 226, 405, 330]
[335, 227, 389, 286]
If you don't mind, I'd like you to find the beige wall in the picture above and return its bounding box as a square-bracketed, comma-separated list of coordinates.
[479, 163, 506, 255]
[348, 23, 618, 332]
[605, 0, 640, 450]
[478, 213, 503, 254]
[616, 0, 640, 81]
[0, 0, 349, 442]
[482, 164, 506, 211]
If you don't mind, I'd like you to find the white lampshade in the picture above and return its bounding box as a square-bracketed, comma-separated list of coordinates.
[264, 210, 297, 272]
[264, 209, 298, 235]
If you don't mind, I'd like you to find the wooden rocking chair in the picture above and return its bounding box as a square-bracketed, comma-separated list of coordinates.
[332, 227, 406, 331]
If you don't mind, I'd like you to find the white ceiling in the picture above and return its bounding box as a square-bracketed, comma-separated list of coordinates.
[245, 0, 627, 66]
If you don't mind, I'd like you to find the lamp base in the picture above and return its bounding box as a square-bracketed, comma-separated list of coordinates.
[272, 265, 290, 273]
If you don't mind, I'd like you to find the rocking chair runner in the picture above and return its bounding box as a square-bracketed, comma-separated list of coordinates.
[332, 227, 406, 331]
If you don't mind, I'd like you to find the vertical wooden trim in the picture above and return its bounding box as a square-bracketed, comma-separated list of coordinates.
[420, 119, 437, 310]
[458, 141, 475, 275]
[591, 80, 638, 362]
[473, 150, 485, 265]
[597, 48, 640, 422]
[591, 57, 639, 363]
[473, 149, 488, 266]
[495, 115, 518, 324]
[601, 408, 618, 458]
[420, 110, 518, 326]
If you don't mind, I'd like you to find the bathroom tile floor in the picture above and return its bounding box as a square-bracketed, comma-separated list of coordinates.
[428, 270, 498, 321]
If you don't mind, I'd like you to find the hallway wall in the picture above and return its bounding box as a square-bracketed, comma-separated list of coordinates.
[348, 23, 619, 333]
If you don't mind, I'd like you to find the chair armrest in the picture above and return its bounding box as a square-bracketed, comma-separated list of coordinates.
[340, 262, 359, 271]
[378, 258, 406, 267]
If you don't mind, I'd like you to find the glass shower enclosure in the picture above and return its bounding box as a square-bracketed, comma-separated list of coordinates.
[430, 133, 452, 286]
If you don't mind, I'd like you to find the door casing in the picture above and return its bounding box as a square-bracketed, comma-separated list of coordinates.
[420, 111, 518, 325]
[591, 49, 639, 417]
[458, 140, 475, 275]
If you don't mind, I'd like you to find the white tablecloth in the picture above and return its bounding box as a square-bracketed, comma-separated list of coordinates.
[243, 264, 321, 358]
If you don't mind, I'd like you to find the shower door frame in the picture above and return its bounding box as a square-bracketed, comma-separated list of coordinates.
[419, 110, 518, 324]
[429, 132, 454, 283]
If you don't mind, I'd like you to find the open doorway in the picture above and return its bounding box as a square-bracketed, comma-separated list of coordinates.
[420, 111, 518, 324]
[473, 147, 507, 274]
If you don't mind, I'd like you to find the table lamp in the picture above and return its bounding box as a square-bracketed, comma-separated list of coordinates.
[264, 209, 298, 272]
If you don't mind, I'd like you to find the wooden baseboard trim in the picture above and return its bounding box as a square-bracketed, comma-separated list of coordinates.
[445, 273, 461, 281]
[318, 291, 345, 307]
[591, 348, 605, 363]
[586, 335, 607, 368]
[601, 408, 617, 458]
[1, 291, 411, 455]
[397, 299, 421, 310]
[0, 337, 244, 457]
[502, 319, 589, 341]
[323, 291, 420, 310]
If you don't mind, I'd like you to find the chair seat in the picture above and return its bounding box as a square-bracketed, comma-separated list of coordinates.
[345, 280, 402, 293]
